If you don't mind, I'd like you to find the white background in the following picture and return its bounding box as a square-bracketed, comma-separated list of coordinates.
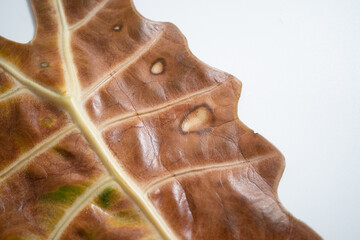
[1, 0, 360, 239]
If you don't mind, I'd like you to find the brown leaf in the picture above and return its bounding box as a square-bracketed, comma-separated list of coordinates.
[0, 0, 321, 239]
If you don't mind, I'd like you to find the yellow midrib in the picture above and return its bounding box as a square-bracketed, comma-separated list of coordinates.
[0, 1, 176, 239]
[0, 59, 175, 239]
[53, 1, 176, 239]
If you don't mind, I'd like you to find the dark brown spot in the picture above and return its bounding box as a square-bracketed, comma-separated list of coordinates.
[54, 147, 75, 159]
[76, 228, 88, 237]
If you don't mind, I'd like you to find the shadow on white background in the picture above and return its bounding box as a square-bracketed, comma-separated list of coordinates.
[0, 0, 359, 239]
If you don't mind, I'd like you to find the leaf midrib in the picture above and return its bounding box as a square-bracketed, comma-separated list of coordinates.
[0, 1, 176, 239]
[53, 0, 176, 239]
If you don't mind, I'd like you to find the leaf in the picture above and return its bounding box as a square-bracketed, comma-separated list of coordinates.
[0, 0, 321, 239]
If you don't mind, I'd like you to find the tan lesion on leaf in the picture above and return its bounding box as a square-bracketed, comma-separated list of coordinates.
[179, 104, 214, 134]
[40, 116, 56, 128]
[39, 62, 50, 69]
[112, 24, 123, 32]
[150, 58, 166, 75]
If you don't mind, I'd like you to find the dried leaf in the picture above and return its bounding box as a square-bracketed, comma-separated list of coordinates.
[0, 0, 321, 239]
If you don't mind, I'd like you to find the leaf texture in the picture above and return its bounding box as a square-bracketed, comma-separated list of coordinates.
[0, 0, 322, 239]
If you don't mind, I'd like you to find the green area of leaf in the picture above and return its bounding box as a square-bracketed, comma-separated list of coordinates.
[116, 210, 142, 224]
[96, 187, 115, 209]
[40, 185, 84, 205]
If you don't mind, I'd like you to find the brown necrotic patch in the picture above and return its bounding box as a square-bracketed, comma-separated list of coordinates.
[150, 58, 166, 75]
[179, 104, 215, 135]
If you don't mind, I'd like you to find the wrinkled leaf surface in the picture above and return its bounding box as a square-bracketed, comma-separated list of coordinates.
[0, 1, 321, 239]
